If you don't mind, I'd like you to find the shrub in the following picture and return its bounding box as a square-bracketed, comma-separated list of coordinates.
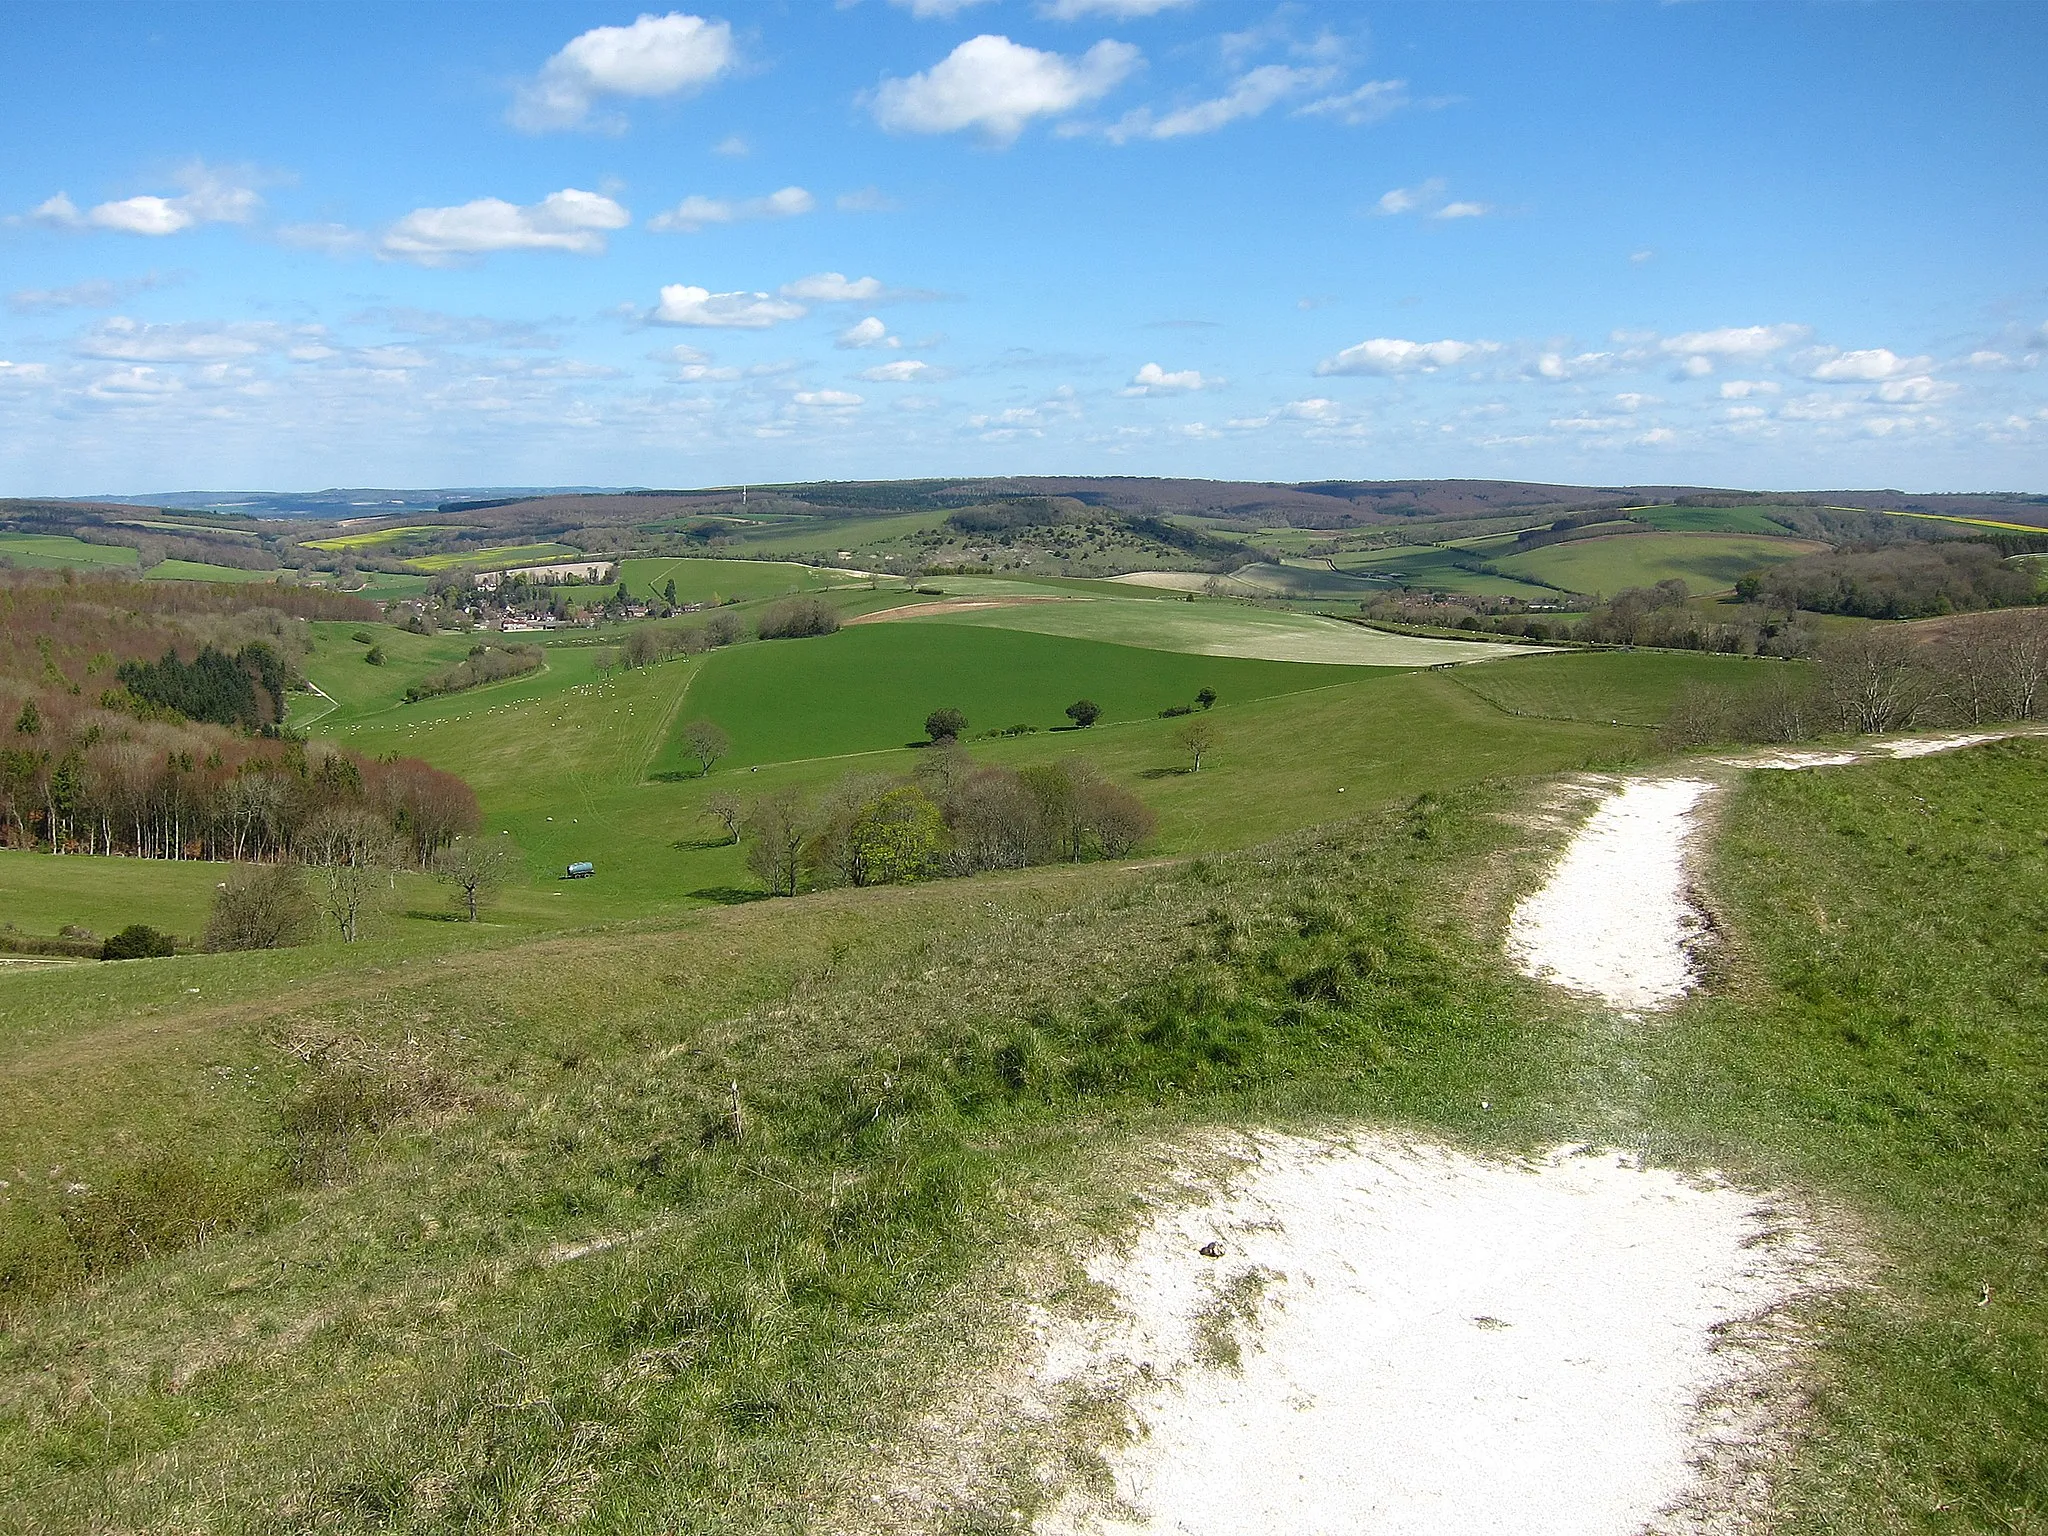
[102, 924, 175, 960]
[925, 707, 967, 742]
[203, 864, 317, 952]
[1065, 699, 1101, 728]
[364, 644, 385, 666]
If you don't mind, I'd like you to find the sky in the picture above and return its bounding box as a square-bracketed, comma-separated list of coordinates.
[2, 0, 2044, 497]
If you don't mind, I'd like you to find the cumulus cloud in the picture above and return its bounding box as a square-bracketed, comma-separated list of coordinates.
[1374, 179, 1444, 215]
[1719, 379, 1780, 399]
[647, 186, 814, 232]
[1532, 350, 1615, 380]
[1315, 337, 1496, 376]
[1804, 347, 1929, 381]
[650, 284, 807, 328]
[836, 316, 900, 349]
[792, 389, 862, 407]
[859, 358, 946, 382]
[511, 12, 737, 132]
[1434, 200, 1490, 220]
[1122, 361, 1222, 394]
[1874, 375, 1955, 405]
[1296, 78, 1411, 126]
[871, 35, 1140, 143]
[382, 189, 630, 264]
[1100, 63, 1335, 142]
[26, 165, 263, 236]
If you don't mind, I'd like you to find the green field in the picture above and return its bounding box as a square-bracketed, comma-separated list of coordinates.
[1333, 544, 1562, 598]
[0, 533, 140, 570]
[1492, 531, 1827, 597]
[1631, 504, 1802, 535]
[407, 542, 581, 572]
[909, 594, 1536, 665]
[615, 555, 862, 605]
[1449, 648, 1785, 725]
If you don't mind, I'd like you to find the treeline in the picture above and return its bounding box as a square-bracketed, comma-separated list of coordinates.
[0, 694, 476, 862]
[1365, 584, 1814, 655]
[600, 597, 838, 676]
[731, 753, 1155, 896]
[405, 643, 543, 703]
[1734, 541, 2041, 619]
[1661, 610, 2048, 747]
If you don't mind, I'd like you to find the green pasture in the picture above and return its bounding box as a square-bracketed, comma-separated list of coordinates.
[615, 556, 860, 605]
[1630, 504, 1802, 535]
[913, 594, 1535, 665]
[0, 534, 140, 570]
[1449, 648, 1788, 725]
[1333, 544, 1561, 598]
[290, 622, 485, 728]
[408, 542, 580, 573]
[1493, 532, 1827, 597]
[343, 570, 432, 600]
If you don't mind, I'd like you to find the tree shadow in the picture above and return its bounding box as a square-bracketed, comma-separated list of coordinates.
[402, 909, 468, 922]
[1139, 766, 1193, 779]
[648, 768, 709, 783]
[687, 885, 772, 906]
[672, 836, 739, 851]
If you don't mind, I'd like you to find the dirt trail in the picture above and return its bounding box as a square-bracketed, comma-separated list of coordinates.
[1509, 727, 2045, 1014]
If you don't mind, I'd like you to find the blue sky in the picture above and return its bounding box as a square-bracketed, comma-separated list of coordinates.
[2, 0, 2044, 495]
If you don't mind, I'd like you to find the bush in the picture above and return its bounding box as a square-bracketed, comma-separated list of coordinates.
[925, 707, 967, 742]
[102, 924, 175, 960]
[1065, 699, 1101, 728]
[364, 644, 385, 666]
[203, 864, 317, 952]
[756, 596, 841, 639]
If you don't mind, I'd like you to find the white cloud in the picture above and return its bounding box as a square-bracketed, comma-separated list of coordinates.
[277, 222, 371, 257]
[781, 271, 909, 303]
[1122, 361, 1221, 394]
[836, 316, 900, 349]
[871, 35, 1140, 143]
[1533, 350, 1615, 380]
[27, 165, 262, 237]
[1296, 79, 1411, 126]
[1630, 249, 1656, 265]
[382, 189, 630, 264]
[73, 316, 309, 363]
[511, 12, 737, 132]
[1874, 375, 1955, 405]
[1719, 379, 1780, 399]
[1102, 63, 1335, 142]
[650, 284, 807, 328]
[792, 389, 862, 407]
[1805, 347, 1929, 382]
[1966, 349, 2019, 371]
[1612, 392, 1660, 412]
[1315, 337, 1496, 376]
[1433, 200, 1491, 220]
[890, 0, 997, 16]
[859, 359, 944, 382]
[1660, 324, 1807, 359]
[711, 134, 749, 157]
[1375, 179, 1444, 215]
[1678, 355, 1714, 379]
[647, 186, 815, 233]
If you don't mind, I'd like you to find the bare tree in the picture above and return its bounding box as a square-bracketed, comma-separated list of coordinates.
[1176, 719, 1215, 772]
[743, 790, 810, 897]
[682, 719, 731, 776]
[1816, 628, 1933, 734]
[301, 805, 397, 942]
[703, 789, 744, 845]
[433, 835, 521, 921]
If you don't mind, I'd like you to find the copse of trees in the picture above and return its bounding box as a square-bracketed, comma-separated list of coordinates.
[739, 750, 1155, 896]
[1734, 540, 2040, 619]
[117, 642, 292, 730]
[756, 596, 840, 639]
[1659, 609, 2048, 749]
[405, 643, 543, 703]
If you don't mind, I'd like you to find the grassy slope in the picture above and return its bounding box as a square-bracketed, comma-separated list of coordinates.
[143, 561, 281, 584]
[409, 543, 578, 573]
[1449, 649, 1787, 725]
[0, 535, 139, 570]
[1332, 544, 1560, 598]
[1639, 741, 2048, 1530]
[1494, 532, 1827, 596]
[615, 556, 858, 604]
